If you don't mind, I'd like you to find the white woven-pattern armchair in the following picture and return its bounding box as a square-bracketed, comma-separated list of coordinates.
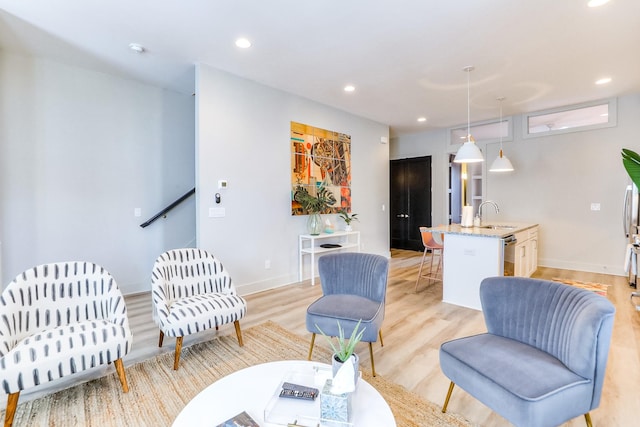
[151, 248, 247, 370]
[0, 261, 132, 427]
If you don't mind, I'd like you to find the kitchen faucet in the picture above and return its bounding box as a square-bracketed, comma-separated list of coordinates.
[477, 200, 500, 225]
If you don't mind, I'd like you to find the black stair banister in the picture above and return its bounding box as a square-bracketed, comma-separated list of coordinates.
[140, 187, 195, 228]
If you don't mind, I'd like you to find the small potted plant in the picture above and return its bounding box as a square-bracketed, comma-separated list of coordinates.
[316, 319, 364, 383]
[338, 209, 359, 231]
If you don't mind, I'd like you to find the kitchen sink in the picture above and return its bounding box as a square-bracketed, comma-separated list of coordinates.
[479, 224, 517, 230]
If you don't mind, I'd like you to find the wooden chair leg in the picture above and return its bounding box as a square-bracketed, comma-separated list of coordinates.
[442, 381, 455, 413]
[173, 336, 184, 370]
[369, 342, 376, 377]
[158, 330, 164, 347]
[114, 358, 129, 393]
[378, 329, 384, 347]
[234, 320, 244, 347]
[584, 413, 593, 427]
[4, 391, 19, 427]
[308, 333, 316, 360]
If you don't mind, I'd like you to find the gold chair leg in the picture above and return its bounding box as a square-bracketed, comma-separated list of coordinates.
[308, 333, 316, 360]
[442, 381, 455, 413]
[415, 248, 428, 292]
[234, 320, 244, 347]
[158, 330, 164, 347]
[114, 358, 129, 393]
[5, 391, 19, 427]
[173, 336, 184, 370]
[584, 413, 593, 427]
[378, 329, 384, 347]
[369, 342, 376, 377]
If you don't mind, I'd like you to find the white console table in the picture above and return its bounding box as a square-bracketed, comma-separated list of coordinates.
[298, 231, 360, 286]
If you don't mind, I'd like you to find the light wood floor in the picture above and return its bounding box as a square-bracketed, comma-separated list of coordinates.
[7, 249, 640, 426]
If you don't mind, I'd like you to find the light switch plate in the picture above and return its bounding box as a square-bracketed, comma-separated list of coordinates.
[209, 207, 225, 217]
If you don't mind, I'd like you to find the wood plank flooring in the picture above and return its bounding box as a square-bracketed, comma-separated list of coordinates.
[7, 249, 640, 426]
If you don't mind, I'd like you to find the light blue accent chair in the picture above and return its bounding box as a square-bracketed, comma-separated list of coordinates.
[440, 276, 615, 427]
[306, 253, 389, 377]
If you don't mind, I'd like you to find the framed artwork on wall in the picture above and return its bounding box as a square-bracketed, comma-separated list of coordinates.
[291, 121, 351, 215]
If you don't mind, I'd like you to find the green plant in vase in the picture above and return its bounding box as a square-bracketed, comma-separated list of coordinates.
[294, 183, 336, 235]
[338, 209, 359, 231]
[316, 319, 365, 386]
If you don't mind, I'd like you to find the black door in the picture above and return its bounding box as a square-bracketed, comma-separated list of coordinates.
[390, 156, 432, 251]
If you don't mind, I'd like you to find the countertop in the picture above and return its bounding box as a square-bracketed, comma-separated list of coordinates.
[430, 222, 538, 239]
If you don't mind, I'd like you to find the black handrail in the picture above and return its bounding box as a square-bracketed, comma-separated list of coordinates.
[140, 187, 195, 228]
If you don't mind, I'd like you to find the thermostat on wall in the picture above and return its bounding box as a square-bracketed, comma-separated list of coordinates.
[218, 180, 228, 189]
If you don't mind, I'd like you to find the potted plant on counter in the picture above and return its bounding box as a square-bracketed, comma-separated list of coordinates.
[338, 209, 359, 231]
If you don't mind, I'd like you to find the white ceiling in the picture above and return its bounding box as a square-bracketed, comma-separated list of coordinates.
[1, 0, 638, 136]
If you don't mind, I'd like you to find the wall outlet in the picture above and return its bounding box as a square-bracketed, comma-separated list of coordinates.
[134, 208, 141, 217]
[590, 203, 601, 211]
[264, 260, 271, 269]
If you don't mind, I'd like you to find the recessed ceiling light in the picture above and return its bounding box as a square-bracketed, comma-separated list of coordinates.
[595, 77, 612, 85]
[235, 38, 251, 49]
[587, 0, 610, 7]
[128, 43, 145, 54]
[344, 85, 355, 92]
[417, 117, 427, 122]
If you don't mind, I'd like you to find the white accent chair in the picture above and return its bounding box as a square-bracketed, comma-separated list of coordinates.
[151, 248, 247, 370]
[0, 262, 132, 427]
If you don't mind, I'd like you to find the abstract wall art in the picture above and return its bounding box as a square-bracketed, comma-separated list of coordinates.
[291, 121, 351, 215]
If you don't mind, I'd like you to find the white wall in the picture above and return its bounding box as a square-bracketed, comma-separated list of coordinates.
[0, 52, 196, 293]
[391, 93, 640, 276]
[196, 64, 390, 295]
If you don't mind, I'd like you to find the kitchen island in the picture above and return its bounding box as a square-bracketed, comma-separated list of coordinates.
[431, 222, 539, 310]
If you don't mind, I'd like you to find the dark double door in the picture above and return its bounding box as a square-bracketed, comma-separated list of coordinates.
[390, 156, 432, 251]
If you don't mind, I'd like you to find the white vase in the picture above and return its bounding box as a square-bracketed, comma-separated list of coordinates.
[331, 353, 359, 387]
[344, 224, 353, 232]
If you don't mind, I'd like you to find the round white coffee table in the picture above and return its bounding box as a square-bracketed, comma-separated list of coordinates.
[172, 360, 396, 426]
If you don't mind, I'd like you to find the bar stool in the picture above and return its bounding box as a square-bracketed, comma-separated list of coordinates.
[415, 226, 444, 292]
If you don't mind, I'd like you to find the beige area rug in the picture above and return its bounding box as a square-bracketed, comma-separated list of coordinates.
[552, 277, 610, 296]
[3, 321, 472, 427]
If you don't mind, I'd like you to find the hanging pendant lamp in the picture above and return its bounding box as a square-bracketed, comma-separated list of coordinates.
[489, 97, 514, 172]
[454, 66, 484, 163]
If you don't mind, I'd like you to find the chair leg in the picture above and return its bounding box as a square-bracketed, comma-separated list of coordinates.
[428, 250, 436, 284]
[158, 330, 164, 347]
[308, 333, 316, 360]
[378, 329, 384, 347]
[584, 413, 593, 427]
[442, 381, 455, 413]
[173, 336, 184, 370]
[114, 358, 129, 393]
[369, 342, 376, 377]
[234, 320, 244, 347]
[4, 392, 19, 427]
[415, 248, 429, 292]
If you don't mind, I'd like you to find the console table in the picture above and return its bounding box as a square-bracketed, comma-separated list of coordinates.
[298, 231, 360, 286]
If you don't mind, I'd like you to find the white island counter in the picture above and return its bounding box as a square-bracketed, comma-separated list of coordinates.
[431, 222, 539, 310]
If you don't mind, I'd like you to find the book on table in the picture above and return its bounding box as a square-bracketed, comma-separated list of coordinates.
[215, 410, 259, 427]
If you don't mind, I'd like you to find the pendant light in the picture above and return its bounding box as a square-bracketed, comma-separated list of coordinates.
[489, 97, 514, 172]
[454, 66, 484, 163]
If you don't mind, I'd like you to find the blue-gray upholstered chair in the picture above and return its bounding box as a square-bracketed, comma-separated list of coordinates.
[0, 262, 132, 427]
[440, 276, 615, 427]
[151, 248, 247, 370]
[306, 252, 389, 377]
